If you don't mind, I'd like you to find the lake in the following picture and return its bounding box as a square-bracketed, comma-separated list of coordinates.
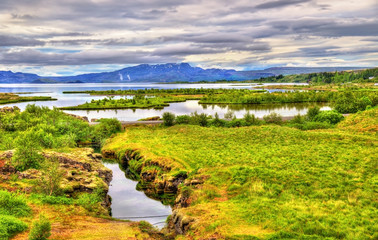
[0, 83, 329, 120]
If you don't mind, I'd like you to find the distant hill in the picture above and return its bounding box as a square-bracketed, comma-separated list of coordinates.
[0, 63, 368, 83]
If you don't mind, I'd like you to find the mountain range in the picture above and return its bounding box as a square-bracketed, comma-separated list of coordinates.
[0, 63, 367, 83]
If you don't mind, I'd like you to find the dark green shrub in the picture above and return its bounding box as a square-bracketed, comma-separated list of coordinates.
[12, 130, 43, 171]
[92, 118, 122, 145]
[263, 112, 283, 125]
[28, 215, 51, 240]
[175, 115, 190, 124]
[0, 215, 28, 239]
[243, 112, 261, 125]
[210, 113, 226, 127]
[189, 112, 209, 127]
[162, 112, 175, 126]
[0, 191, 31, 217]
[290, 114, 305, 124]
[313, 110, 344, 124]
[306, 106, 320, 121]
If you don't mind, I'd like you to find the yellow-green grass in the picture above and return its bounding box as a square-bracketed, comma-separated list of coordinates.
[103, 110, 378, 239]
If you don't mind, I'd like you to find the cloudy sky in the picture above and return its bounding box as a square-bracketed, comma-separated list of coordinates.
[0, 0, 377, 76]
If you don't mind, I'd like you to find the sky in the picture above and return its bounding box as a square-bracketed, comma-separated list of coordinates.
[0, 0, 377, 76]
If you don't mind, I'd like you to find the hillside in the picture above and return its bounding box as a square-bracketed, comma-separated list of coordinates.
[0, 63, 367, 83]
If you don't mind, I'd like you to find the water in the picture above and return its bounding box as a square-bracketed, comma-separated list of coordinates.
[104, 162, 171, 229]
[2, 82, 327, 228]
[0, 83, 327, 121]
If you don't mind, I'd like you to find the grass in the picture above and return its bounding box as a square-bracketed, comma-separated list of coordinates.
[60, 87, 377, 111]
[103, 109, 378, 239]
[0, 93, 56, 104]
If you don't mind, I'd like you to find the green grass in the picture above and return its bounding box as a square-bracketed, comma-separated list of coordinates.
[0, 93, 56, 104]
[0, 191, 30, 239]
[103, 109, 378, 239]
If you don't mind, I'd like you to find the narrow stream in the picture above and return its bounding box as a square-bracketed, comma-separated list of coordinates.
[103, 162, 172, 229]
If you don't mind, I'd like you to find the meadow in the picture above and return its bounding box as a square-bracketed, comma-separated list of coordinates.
[103, 107, 378, 239]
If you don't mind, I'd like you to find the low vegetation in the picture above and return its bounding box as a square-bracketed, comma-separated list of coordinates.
[61, 87, 376, 113]
[0, 93, 56, 104]
[103, 108, 377, 239]
[255, 67, 378, 83]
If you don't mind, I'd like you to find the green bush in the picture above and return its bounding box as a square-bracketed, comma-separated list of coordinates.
[28, 215, 51, 240]
[0, 191, 31, 217]
[35, 157, 64, 196]
[313, 110, 344, 124]
[263, 112, 283, 125]
[162, 112, 175, 126]
[175, 115, 190, 124]
[92, 118, 122, 145]
[12, 130, 44, 171]
[243, 112, 261, 125]
[0, 215, 28, 239]
[306, 106, 320, 121]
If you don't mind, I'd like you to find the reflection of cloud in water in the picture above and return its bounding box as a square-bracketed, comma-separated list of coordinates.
[64, 100, 330, 121]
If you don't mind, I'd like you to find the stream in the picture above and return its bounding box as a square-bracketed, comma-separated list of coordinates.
[103, 162, 171, 229]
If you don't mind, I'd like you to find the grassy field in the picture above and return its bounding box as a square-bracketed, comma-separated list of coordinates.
[103, 108, 378, 239]
[0, 93, 56, 104]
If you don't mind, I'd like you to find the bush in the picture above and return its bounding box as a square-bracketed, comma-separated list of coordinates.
[263, 112, 283, 124]
[224, 110, 235, 120]
[189, 112, 209, 127]
[306, 106, 320, 121]
[92, 118, 122, 145]
[243, 112, 261, 125]
[35, 157, 64, 196]
[162, 112, 175, 126]
[0, 191, 31, 217]
[175, 115, 190, 124]
[0, 215, 28, 239]
[28, 215, 51, 240]
[290, 114, 305, 124]
[12, 130, 44, 171]
[313, 110, 344, 124]
[210, 113, 226, 127]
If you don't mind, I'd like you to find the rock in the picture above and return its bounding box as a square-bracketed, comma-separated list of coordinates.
[0, 106, 20, 113]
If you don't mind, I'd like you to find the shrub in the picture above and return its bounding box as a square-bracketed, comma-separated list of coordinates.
[189, 112, 209, 127]
[313, 110, 344, 124]
[35, 157, 64, 196]
[175, 115, 190, 124]
[0, 215, 28, 239]
[243, 112, 261, 125]
[210, 113, 226, 127]
[28, 215, 51, 240]
[0, 191, 31, 217]
[290, 114, 305, 124]
[224, 110, 235, 120]
[162, 112, 175, 126]
[12, 130, 43, 171]
[263, 112, 283, 124]
[306, 106, 320, 121]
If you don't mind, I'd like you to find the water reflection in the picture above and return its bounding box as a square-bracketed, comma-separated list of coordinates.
[64, 101, 330, 121]
[104, 162, 171, 229]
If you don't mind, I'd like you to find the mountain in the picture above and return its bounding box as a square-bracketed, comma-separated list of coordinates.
[0, 71, 40, 83]
[0, 63, 368, 83]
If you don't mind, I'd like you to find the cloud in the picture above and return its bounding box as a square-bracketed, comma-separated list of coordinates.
[0, 35, 44, 47]
[255, 0, 312, 9]
[0, 0, 376, 74]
